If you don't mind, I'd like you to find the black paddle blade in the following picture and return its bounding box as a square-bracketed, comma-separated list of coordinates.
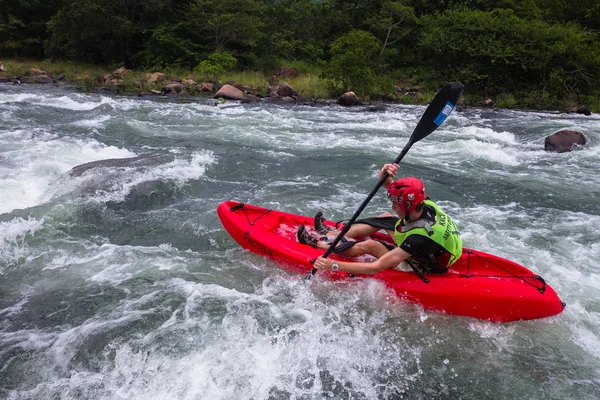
[410, 82, 464, 144]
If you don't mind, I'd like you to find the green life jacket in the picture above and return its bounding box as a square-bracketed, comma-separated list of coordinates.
[393, 199, 463, 269]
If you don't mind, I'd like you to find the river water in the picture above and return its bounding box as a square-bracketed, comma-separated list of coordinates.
[1, 84, 599, 399]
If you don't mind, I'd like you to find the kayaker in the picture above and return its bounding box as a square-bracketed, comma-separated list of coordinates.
[297, 163, 463, 275]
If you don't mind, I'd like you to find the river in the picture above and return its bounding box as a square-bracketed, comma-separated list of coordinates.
[1, 84, 599, 399]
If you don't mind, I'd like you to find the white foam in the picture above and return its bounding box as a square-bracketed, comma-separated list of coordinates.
[48, 150, 216, 204]
[0, 217, 45, 268]
[0, 131, 136, 214]
[0, 91, 147, 111]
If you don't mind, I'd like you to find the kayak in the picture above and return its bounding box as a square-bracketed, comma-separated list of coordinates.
[217, 200, 565, 322]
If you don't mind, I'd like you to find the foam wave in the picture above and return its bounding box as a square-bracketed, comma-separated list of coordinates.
[48, 150, 216, 205]
[0, 217, 45, 268]
[0, 132, 136, 214]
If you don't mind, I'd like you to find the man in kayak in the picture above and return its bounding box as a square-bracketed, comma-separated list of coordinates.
[297, 163, 463, 275]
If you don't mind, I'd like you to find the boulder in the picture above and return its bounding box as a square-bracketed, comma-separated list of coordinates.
[162, 83, 185, 94]
[480, 99, 493, 107]
[563, 106, 592, 116]
[241, 94, 262, 104]
[69, 157, 146, 177]
[276, 82, 297, 97]
[214, 84, 244, 100]
[146, 72, 167, 84]
[138, 91, 159, 97]
[113, 67, 131, 77]
[198, 82, 214, 92]
[544, 130, 586, 153]
[577, 106, 592, 116]
[26, 68, 46, 76]
[337, 91, 362, 106]
[0, 61, 6, 72]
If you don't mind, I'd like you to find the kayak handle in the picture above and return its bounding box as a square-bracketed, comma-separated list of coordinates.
[535, 275, 546, 294]
[230, 203, 245, 211]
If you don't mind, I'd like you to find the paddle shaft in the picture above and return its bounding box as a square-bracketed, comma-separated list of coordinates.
[307, 140, 414, 276]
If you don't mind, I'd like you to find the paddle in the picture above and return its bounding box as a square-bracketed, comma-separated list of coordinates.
[306, 81, 464, 279]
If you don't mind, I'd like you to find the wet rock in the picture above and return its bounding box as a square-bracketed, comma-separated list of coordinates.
[277, 82, 298, 97]
[337, 91, 362, 106]
[577, 106, 591, 116]
[241, 94, 262, 103]
[162, 83, 185, 94]
[544, 130, 586, 153]
[68, 157, 151, 177]
[563, 106, 592, 116]
[214, 84, 244, 100]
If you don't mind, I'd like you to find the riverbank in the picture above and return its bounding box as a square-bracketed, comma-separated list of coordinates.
[0, 58, 596, 113]
[0, 59, 411, 104]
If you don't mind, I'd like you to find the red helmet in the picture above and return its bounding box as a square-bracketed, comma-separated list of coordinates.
[387, 177, 426, 215]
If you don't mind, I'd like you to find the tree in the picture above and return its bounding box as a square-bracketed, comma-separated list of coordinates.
[135, 23, 200, 68]
[368, 1, 418, 61]
[184, 0, 263, 57]
[0, 0, 62, 58]
[195, 51, 237, 81]
[323, 30, 382, 97]
[417, 8, 600, 97]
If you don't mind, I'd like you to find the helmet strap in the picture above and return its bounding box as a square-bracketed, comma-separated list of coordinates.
[404, 201, 412, 221]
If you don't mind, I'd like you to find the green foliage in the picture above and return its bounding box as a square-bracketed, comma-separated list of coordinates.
[46, 0, 140, 64]
[495, 93, 517, 109]
[135, 24, 200, 69]
[368, 0, 418, 66]
[259, 0, 334, 62]
[322, 30, 382, 98]
[184, 0, 263, 59]
[0, 0, 62, 58]
[417, 8, 600, 100]
[0, 14, 29, 55]
[195, 52, 238, 81]
[578, 94, 600, 113]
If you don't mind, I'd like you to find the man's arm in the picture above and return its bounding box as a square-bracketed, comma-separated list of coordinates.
[313, 247, 412, 275]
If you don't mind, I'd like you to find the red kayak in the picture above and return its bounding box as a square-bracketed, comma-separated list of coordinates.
[217, 200, 565, 322]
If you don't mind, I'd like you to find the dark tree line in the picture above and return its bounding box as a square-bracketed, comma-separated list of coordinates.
[1, 0, 599, 104]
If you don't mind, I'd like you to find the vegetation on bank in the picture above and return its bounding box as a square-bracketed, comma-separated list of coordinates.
[1, 58, 438, 105]
[2, 0, 600, 111]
